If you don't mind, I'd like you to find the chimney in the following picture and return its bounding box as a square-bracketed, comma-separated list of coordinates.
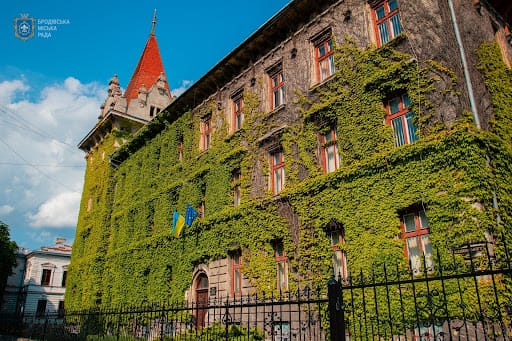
[55, 238, 66, 245]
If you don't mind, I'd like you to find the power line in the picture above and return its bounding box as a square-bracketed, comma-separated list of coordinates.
[0, 105, 78, 151]
[0, 136, 76, 191]
[0, 162, 83, 168]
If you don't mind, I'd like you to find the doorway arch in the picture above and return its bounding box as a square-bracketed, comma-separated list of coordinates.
[194, 272, 209, 328]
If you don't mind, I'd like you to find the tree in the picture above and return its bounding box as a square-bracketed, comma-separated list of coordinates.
[0, 220, 17, 309]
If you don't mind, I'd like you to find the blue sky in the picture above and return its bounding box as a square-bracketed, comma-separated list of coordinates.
[0, 0, 290, 250]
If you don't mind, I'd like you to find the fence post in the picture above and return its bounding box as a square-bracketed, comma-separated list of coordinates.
[328, 277, 345, 341]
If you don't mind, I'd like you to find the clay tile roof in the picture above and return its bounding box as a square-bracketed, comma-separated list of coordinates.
[124, 34, 170, 104]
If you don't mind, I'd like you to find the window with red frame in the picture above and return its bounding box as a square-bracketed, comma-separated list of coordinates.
[386, 93, 418, 147]
[199, 200, 205, 219]
[274, 241, 288, 291]
[269, 68, 285, 110]
[315, 38, 335, 82]
[321, 128, 340, 173]
[232, 93, 244, 132]
[231, 250, 242, 297]
[232, 169, 241, 206]
[41, 269, 52, 286]
[401, 209, 433, 275]
[270, 150, 285, 194]
[201, 117, 211, 151]
[372, 0, 403, 46]
[178, 142, 183, 162]
[329, 225, 347, 280]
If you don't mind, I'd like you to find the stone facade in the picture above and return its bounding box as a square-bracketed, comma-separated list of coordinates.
[69, 0, 512, 310]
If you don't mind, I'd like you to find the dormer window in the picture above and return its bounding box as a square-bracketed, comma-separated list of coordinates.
[149, 105, 161, 118]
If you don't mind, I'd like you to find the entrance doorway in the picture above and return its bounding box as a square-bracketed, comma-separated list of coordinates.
[195, 273, 209, 328]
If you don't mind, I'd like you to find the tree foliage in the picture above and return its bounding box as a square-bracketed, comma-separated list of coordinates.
[0, 220, 17, 308]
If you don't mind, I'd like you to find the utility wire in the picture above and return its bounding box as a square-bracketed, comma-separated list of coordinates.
[0, 105, 78, 150]
[0, 136, 76, 191]
[0, 162, 83, 168]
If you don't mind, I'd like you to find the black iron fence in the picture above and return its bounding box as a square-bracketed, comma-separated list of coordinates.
[1, 241, 511, 340]
[329, 241, 512, 340]
[1, 289, 328, 340]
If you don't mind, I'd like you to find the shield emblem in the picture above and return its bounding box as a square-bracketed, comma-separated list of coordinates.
[14, 16, 35, 41]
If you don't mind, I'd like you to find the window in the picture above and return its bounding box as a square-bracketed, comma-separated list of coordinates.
[274, 241, 288, 291]
[386, 93, 418, 146]
[232, 169, 241, 206]
[372, 0, 403, 46]
[36, 299, 47, 317]
[232, 92, 244, 132]
[231, 250, 242, 297]
[61, 270, 67, 287]
[41, 269, 52, 286]
[401, 209, 433, 275]
[321, 128, 340, 173]
[199, 199, 205, 219]
[178, 142, 183, 162]
[269, 68, 285, 110]
[201, 117, 211, 151]
[149, 105, 161, 118]
[330, 226, 347, 280]
[315, 38, 335, 82]
[274, 322, 290, 341]
[58, 301, 65, 318]
[270, 150, 285, 194]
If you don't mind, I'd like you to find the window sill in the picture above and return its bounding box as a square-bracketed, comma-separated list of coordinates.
[196, 147, 211, 160]
[376, 32, 407, 49]
[268, 104, 286, 116]
[224, 127, 245, 142]
[309, 74, 337, 93]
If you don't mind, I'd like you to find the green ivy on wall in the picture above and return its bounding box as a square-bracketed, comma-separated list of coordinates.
[67, 39, 512, 315]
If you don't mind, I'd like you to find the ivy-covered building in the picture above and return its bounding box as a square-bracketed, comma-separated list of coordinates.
[68, 0, 512, 313]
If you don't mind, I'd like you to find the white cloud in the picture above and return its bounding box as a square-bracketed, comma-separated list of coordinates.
[28, 191, 81, 228]
[0, 79, 29, 105]
[0, 205, 14, 215]
[0, 76, 104, 247]
[172, 79, 193, 97]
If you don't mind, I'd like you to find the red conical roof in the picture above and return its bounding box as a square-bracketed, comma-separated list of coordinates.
[124, 33, 170, 104]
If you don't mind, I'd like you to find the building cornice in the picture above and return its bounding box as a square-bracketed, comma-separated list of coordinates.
[78, 109, 149, 152]
[112, 0, 342, 165]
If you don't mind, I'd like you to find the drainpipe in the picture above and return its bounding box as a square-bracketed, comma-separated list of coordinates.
[447, 0, 481, 129]
[448, 0, 501, 251]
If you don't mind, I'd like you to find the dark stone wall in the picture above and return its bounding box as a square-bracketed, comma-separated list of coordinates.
[187, 0, 510, 195]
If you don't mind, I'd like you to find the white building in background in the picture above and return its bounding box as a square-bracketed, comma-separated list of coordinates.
[1, 238, 72, 318]
[1, 247, 28, 315]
